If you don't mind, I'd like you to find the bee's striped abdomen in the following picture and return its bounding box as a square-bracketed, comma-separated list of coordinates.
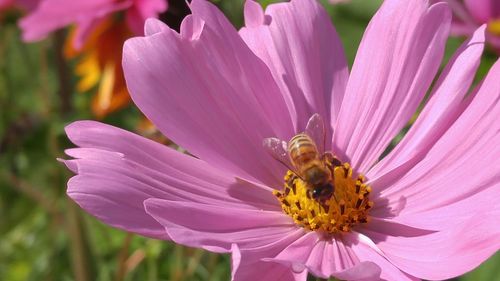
[288, 133, 319, 168]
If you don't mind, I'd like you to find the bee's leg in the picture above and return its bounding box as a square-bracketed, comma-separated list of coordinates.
[286, 174, 297, 194]
[321, 151, 333, 162]
[322, 152, 335, 174]
[306, 189, 313, 199]
[318, 191, 331, 211]
[324, 183, 339, 204]
[322, 152, 342, 167]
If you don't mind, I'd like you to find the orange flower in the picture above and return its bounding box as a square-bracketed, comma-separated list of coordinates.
[20, 0, 168, 117]
[65, 17, 132, 118]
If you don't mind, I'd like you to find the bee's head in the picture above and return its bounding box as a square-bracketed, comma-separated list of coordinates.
[304, 166, 330, 185]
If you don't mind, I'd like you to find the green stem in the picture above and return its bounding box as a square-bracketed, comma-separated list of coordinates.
[66, 199, 94, 281]
[53, 30, 73, 116]
[113, 233, 134, 281]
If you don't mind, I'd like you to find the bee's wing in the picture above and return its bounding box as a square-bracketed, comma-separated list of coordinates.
[305, 113, 326, 154]
[262, 137, 295, 172]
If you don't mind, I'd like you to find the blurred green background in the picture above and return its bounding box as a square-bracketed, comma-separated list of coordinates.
[0, 0, 498, 280]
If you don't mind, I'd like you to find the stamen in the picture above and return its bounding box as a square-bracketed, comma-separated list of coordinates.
[273, 160, 373, 234]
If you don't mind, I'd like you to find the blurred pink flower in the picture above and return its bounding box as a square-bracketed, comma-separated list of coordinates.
[19, 0, 168, 118]
[439, 0, 500, 54]
[0, 0, 39, 12]
[19, 0, 167, 48]
[62, 0, 500, 280]
[0, 0, 11, 9]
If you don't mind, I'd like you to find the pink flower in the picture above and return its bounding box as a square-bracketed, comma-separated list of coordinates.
[19, 0, 168, 117]
[439, 0, 500, 54]
[0, 0, 12, 9]
[0, 0, 39, 12]
[62, 0, 500, 280]
[19, 0, 167, 48]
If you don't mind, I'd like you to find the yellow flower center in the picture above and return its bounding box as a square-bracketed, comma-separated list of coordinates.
[273, 161, 373, 233]
[488, 19, 500, 36]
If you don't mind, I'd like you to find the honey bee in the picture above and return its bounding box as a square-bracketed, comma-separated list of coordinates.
[264, 114, 340, 204]
[287, 133, 335, 202]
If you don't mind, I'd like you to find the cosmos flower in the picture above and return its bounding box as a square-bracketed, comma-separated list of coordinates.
[436, 0, 500, 54]
[62, 0, 500, 280]
[19, 0, 168, 117]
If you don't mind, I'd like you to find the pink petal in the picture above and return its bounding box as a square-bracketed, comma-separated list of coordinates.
[144, 198, 297, 253]
[265, 232, 382, 280]
[126, 0, 167, 35]
[186, 0, 293, 140]
[444, 0, 478, 25]
[144, 18, 169, 36]
[346, 233, 418, 281]
[18, 0, 39, 11]
[67, 175, 168, 239]
[122, 0, 293, 187]
[64, 121, 279, 239]
[71, 18, 103, 49]
[464, 0, 500, 23]
[367, 26, 486, 193]
[243, 0, 266, 28]
[384, 186, 500, 231]
[370, 57, 500, 217]
[363, 211, 500, 280]
[4, 0, 39, 11]
[431, 0, 479, 35]
[19, 0, 130, 43]
[333, 0, 451, 173]
[0, 0, 13, 9]
[431, 0, 482, 36]
[239, 0, 348, 134]
[231, 240, 308, 281]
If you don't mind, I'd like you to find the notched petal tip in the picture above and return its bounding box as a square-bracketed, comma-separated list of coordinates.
[66, 176, 85, 197]
[18, 15, 43, 42]
[334, 261, 382, 281]
[290, 262, 306, 273]
[244, 0, 265, 28]
[230, 243, 242, 279]
[142, 197, 160, 215]
[180, 14, 205, 40]
[422, 1, 452, 37]
[186, 0, 213, 11]
[64, 120, 101, 143]
[144, 18, 169, 36]
[66, 178, 169, 240]
[473, 24, 488, 40]
[58, 158, 79, 173]
[264, 257, 381, 280]
[64, 147, 125, 160]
